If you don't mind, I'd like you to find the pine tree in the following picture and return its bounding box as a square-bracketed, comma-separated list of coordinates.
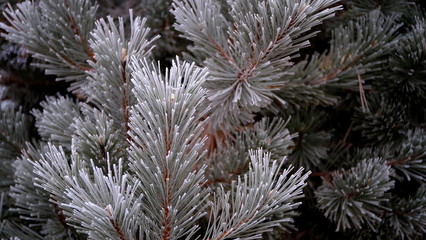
[0, 0, 425, 239]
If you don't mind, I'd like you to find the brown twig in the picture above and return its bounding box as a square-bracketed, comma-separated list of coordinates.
[63, 0, 95, 62]
[56, 51, 93, 72]
[120, 49, 131, 142]
[53, 202, 68, 230]
[387, 155, 417, 166]
[105, 205, 127, 240]
[161, 111, 173, 240]
[307, 54, 365, 85]
[310, 171, 334, 184]
[357, 69, 369, 112]
[161, 169, 173, 240]
[111, 219, 126, 240]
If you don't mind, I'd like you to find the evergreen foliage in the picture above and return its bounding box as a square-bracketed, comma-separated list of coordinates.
[0, 0, 425, 239]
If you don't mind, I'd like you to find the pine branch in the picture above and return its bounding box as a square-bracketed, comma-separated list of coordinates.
[2, 1, 425, 239]
[128, 58, 210, 239]
[0, 107, 30, 153]
[32, 96, 81, 150]
[0, 0, 98, 91]
[206, 117, 295, 185]
[205, 150, 310, 239]
[33, 145, 143, 239]
[84, 12, 158, 142]
[316, 158, 394, 231]
[173, 0, 342, 128]
[306, 10, 402, 89]
[10, 143, 76, 238]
